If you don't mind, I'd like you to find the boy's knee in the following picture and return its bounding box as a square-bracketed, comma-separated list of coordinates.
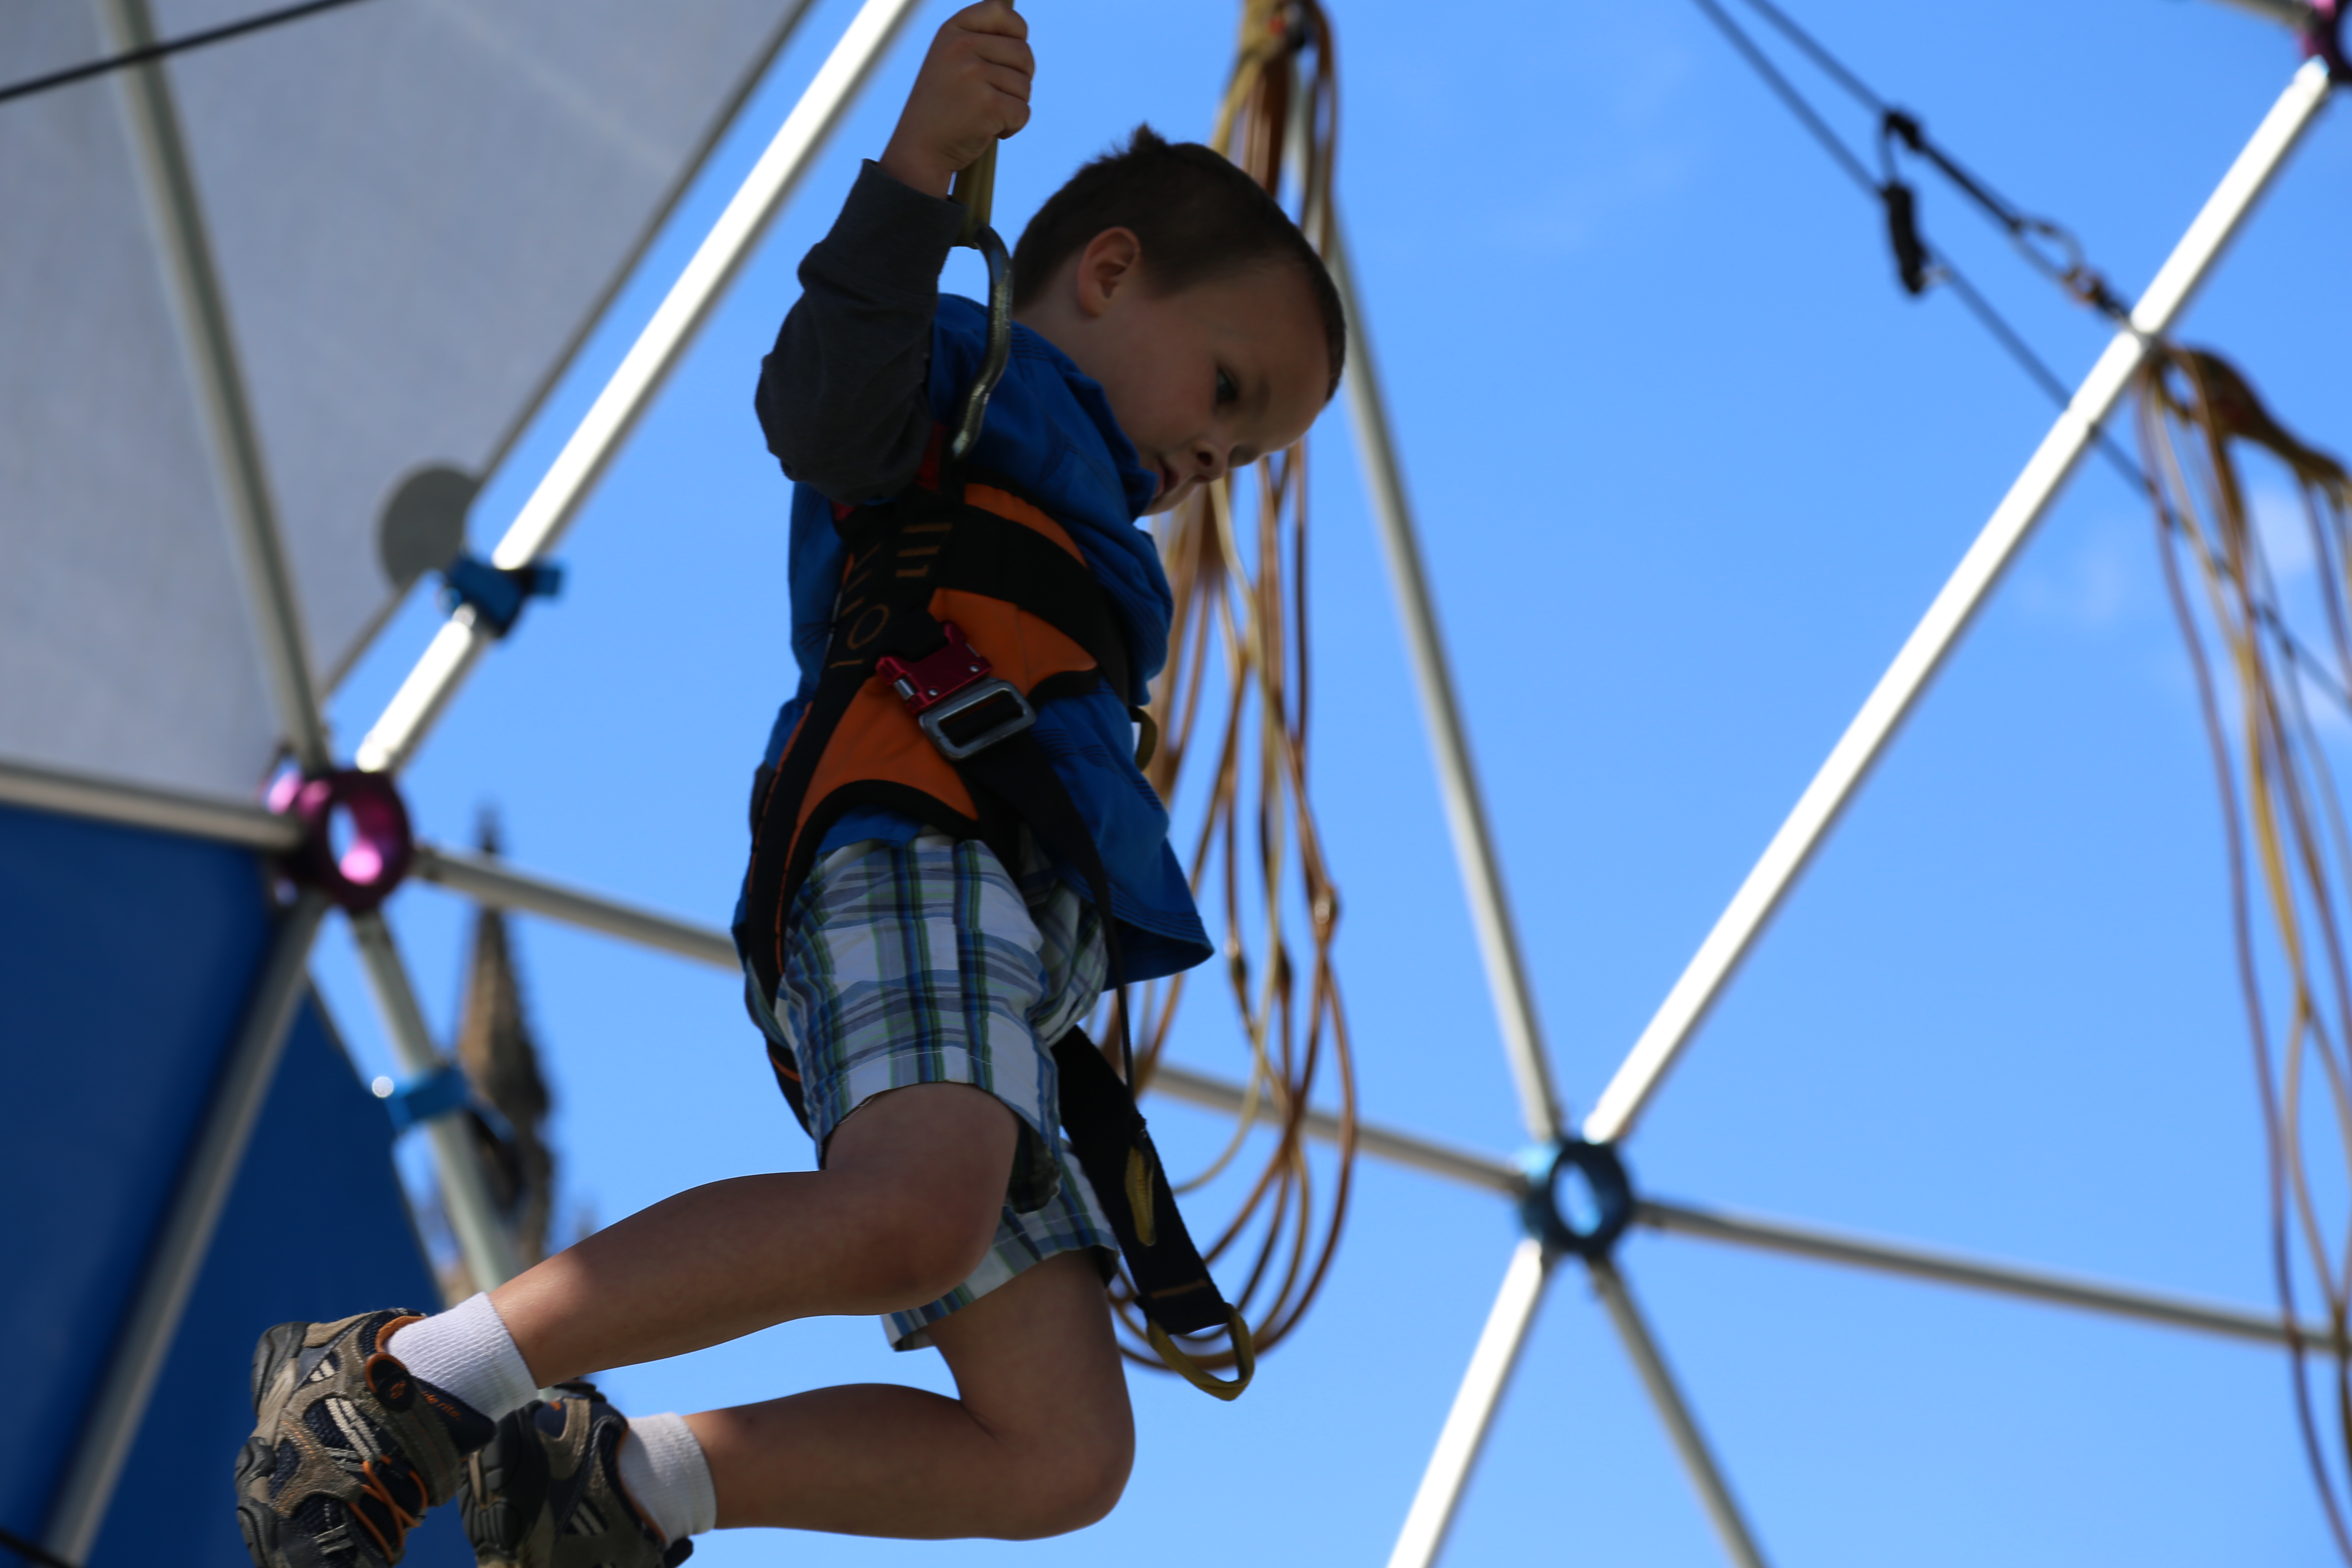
[855, 1189, 1001, 1307]
[826, 1082, 1020, 1306]
[995, 1429, 1132, 1538]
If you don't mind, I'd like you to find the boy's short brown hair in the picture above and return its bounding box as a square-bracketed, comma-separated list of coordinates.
[1013, 125, 1346, 400]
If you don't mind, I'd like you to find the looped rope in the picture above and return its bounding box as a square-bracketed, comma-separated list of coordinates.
[2141, 345, 2352, 1562]
[1102, 0, 1356, 1380]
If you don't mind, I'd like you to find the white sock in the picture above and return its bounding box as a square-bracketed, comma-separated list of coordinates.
[380, 1292, 538, 1421]
[616, 1412, 719, 1544]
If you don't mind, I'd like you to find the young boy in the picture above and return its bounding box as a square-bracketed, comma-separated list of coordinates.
[235, 6, 1342, 1563]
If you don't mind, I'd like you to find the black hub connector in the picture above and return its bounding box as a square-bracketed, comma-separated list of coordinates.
[1519, 1138, 1635, 1261]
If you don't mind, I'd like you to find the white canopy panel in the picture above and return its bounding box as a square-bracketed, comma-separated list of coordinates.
[0, 0, 799, 798]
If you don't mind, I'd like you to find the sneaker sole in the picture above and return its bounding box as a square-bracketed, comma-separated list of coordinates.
[235, 1322, 311, 1568]
[462, 1403, 551, 1568]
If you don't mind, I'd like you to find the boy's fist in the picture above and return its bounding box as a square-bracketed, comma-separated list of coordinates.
[880, 2, 1031, 198]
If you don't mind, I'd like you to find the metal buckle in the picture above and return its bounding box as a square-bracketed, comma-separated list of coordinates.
[919, 677, 1035, 760]
[876, 622, 1036, 760]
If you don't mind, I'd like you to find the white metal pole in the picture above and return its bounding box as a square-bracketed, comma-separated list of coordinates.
[98, 0, 329, 772]
[323, 0, 830, 698]
[0, 756, 300, 851]
[349, 910, 523, 1292]
[355, 0, 926, 775]
[1329, 224, 1563, 1145]
[1385, 1239, 1552, 1568]
[1583, 59, 2337, 1147]
[1635, 1197, 2333, 1348]
[43, 892, 328, 1562]
[1589, 1260, 1770, 1568]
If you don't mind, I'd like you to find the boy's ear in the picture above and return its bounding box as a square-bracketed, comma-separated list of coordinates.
[1074, 227, 1144, 318]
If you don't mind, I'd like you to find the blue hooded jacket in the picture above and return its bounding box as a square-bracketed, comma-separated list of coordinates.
[759, 295, 1213, 982]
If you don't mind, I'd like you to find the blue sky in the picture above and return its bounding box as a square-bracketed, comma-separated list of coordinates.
[315, 2, 2352, 1562]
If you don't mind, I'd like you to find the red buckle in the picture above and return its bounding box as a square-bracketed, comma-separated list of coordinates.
[875, 622, 1036, 760]
[876, 622, 992, 714]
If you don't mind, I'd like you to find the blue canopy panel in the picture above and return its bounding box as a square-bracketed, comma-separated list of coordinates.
[0, 802, 468, 1565]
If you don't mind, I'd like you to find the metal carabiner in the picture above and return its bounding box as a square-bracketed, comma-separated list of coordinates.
[948, 141, 1015, 462]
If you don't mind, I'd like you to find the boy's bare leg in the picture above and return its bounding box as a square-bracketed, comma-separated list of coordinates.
[684, 1250, 1133, 1540]
[477, 1082, 1022, 1387]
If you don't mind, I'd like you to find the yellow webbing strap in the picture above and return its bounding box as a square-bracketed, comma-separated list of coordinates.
[1146, 1309, 1256, 1402]
[1125, 1144, 1157, 1247]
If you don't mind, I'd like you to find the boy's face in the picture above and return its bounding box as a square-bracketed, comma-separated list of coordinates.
[1019, 230, 1331, 516]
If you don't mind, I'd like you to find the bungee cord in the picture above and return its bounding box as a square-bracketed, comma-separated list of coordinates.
[2143, 351, 2352, 1559]
[1095, 0, 1359, 1375]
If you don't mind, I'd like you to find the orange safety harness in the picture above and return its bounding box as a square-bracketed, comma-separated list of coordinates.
[732, 429, 1253, 1398]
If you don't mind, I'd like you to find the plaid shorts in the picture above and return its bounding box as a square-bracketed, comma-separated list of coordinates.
[768, 830, 1116, 1349]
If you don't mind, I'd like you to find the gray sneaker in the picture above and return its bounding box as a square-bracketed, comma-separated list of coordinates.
[236, 1308, 495, 1567]
[460, 1382, 689, 1568]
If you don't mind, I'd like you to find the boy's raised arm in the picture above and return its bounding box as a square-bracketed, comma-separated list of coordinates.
[756, 2, 1031, 503]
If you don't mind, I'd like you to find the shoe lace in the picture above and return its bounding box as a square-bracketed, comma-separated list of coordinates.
[347, 1454, 426, 1559]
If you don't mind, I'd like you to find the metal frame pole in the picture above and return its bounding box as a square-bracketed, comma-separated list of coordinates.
[355, 0, 926, 775]
[2198, 0, 2316, 28]
[1385, 1240, 1553, 1568]
[1125, 1059, 2323, 1350]
[97, 0, 328, 771]
[410, 844, 738, 970]
[1145, 1060, 1525, 1195]
[1329, 224, 1562, 1144]
[1635, 1197, 2332, 1349]
[349, 910, 523, 1292]
[0, 756, 299, 851]
[42, 892, 329, 1562]
[1589, 1261, 1770, 1568]
[1583, 59, 2337, 1146]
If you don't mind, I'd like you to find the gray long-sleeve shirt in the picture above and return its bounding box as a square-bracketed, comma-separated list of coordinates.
[754, 163, 970, 502]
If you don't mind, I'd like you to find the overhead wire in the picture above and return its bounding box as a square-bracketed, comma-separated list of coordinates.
[1688, 0, 2352, 726]
[0, 0, 383, 109]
